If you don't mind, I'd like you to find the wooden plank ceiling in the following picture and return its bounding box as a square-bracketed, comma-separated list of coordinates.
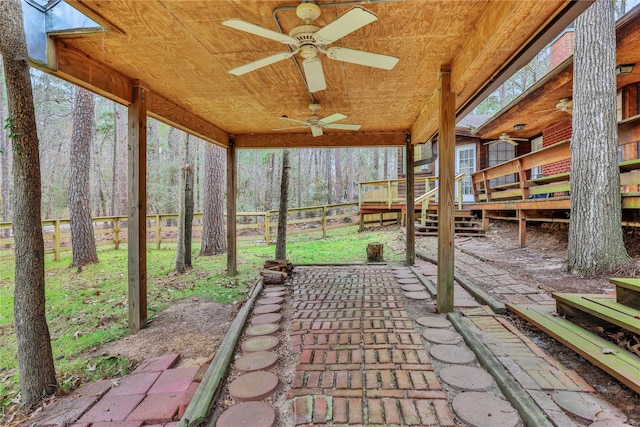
[475, 5, 640, 141]
[44, 0, 590, 148]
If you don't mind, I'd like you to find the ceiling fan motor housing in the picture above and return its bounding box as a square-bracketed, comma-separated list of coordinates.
[296, 2, 321, 22]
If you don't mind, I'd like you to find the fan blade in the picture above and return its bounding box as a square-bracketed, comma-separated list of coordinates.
[222, 19, 297, 45]
[511, 138, 529, 142]
[311, 125, 324, 137]
[483, 140, 500, 146]
[313, 7, 377, 44]
[228, 52, 294, 75]
[325, 123, 361, 131]
[506, 140, 519, 146]
[274, 126, 312, 131]
[278, 117, 310, 126]
[325, 47, 398, 70]
[303, 58, 327, 93]
[320, 113, 347, 124]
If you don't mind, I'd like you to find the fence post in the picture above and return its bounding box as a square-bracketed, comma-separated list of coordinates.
[322, 206, 327, 237]
[114, 217, 120, 250]
[387, 180, 392, 208]
[156, 215, 161, 250]
[358, 183, 363, 209]
[54, 220, 61, 261]
[264, 212, 270, 245]
[457, 178, 463, 210]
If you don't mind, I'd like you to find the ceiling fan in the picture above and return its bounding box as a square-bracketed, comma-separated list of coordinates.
[535, 97, 573, 116]
[484, 133, 528, 147]
[274, 103, 361, 137]
[222, 1, 399, 93]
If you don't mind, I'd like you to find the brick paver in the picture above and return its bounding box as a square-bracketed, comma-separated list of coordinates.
[288, 266, 453, 426]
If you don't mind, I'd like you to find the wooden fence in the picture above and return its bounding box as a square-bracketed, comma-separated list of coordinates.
[0, 203, 360, 261]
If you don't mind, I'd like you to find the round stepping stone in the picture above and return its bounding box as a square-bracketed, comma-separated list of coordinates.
[216, 401, 276, 427]
[430, 345, 476, 364]
[253, 304, 281, 315]
[397, 278, 420, 284]
[404, 291, 430, 300]
[422, 328, 462, 345]
[236, 351, 278, 372]
[440, 365, 494, 391]
[589, 421, 633, 427]
[229, 372, 278, 402]
[394, 273, 416, 279]
[251, 313, 282, 325]
[263, 286, 286, 292]
[245, 323, 280, 336]
[241, 335, 279, 353]
[416, 316, 451, 328]
[552, 391, 628, 424]
[263, 291, 285, 298]
[453, 392, 519, 427]
[401, 284, 425, 292]
[257, 296, 284, 305]
[391, 266, 410, 271]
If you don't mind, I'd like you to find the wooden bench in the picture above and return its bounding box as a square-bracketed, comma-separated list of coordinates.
[609, 278, 640, 309]
[508, 303, 640, 394]
[553, 293, 640, 335]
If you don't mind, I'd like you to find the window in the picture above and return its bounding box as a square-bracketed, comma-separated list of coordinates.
[617, 91, 623, 122]
[488, 142, 516, 187]
[531, 136, 544, 179]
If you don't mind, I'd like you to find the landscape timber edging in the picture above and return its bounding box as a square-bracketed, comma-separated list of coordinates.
[448, 312, 554, 427]
[408, 265, 437, 296]
[415, 251, 507, 314]
[179, 277, 264, 427]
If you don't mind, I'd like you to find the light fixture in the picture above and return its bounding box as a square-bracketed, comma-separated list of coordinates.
[513, 123, 526, 131]
[616, 64, 634, 77]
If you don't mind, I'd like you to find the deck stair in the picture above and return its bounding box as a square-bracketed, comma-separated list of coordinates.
[415, 211, 484, 237]
[508, 277, 640, 393]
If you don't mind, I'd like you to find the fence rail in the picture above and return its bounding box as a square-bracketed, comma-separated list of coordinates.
[0, 203, 360, 261]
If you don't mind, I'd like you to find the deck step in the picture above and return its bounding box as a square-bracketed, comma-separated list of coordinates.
[553, 293, 640, 335]
[508, 303, 640, 394]
[609, 278, 640, 310]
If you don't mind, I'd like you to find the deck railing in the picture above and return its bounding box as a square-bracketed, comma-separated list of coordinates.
[471, 139, 640, 205]
[0, 203, 360, 261]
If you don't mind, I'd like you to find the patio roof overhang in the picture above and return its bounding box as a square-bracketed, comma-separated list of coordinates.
[475, 4, 640, 141]
[25, 0, 593, 148]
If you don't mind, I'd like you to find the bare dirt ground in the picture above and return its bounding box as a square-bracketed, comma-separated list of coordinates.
[453, 221, 640, 423]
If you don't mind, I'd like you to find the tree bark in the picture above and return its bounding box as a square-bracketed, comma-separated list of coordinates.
[335, 148, 343, 203]
[568, 0, 631, 276]
[275, 149, 290, 260]
[325, 149, 333, 205]
[346, 148, 354, 201]
[373, 147, 380, 180]
[0, 56, 10, 233]
[69, 87, 99, 267]
[175, 160, 194, 273]
[200, 143, 226, 255]
[0, 0, 58, 405]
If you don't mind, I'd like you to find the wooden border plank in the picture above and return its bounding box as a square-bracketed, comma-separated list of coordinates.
[233, 131, 406, 149]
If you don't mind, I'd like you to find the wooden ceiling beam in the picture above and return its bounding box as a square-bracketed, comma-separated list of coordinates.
[36, 39, 229, 147]
[234, 131, 407, 149]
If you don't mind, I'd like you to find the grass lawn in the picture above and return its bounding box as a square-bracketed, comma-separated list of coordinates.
[0, 226, 404, 411]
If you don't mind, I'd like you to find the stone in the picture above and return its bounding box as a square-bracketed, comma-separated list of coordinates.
[397, 278, 420, 284]
[251, 313, 283, 325]
[552, 391, 628, 424]
[78, 395, 145, 423]
[125, 393, 181, 424]
[394, 273, 416, 279]
[147, 366, 199, 394]
[105, 371, 161, 397]
[430, 345, 476, 364]
[228, 372, 278, 402]
[263, 291, 285, 298]
[422, 328, 462, 345]
[404, 291, 431, 300]
[236, 351, 278, 372]
[263, 286, 286, 292]
[216, 402, 276, 427]
[452, 392, 519, 427]
[400, 284, 425, 292]
[241, 335, 280, 352]
[257, 296, 284, 305]
[416, 316, 451, 328]
[439, 366, 494, 391]
[245, 323, 280, 336]
[133, 354, 180, 373]
[589, 421, 633, 427]
[253, 304, 281, 314]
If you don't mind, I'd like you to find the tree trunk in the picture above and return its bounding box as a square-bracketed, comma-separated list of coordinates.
[297, 149, 302, 208]
[0, 56, 10, 234]
[110, 103, 118, 217]
[175, 161, 194, 272]
[0, 0, 58, 405]
[326, 149, 333, 205]
[69, 87, 99, 267]
[383, 148, 389, 180]
[200, 143, 226, 255]
[568, 0, 631, 276]
[373, 147, 380, 180]
[346, 148, 354, 201]
[116, 104, 128, 216]
[275, 149, 290, 260]
[335, 148, 343, 203]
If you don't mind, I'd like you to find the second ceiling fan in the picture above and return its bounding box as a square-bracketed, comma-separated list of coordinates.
[222, 1, 399, 93]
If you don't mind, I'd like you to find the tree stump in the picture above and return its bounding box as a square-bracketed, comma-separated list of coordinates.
[367, 243, 384, 262]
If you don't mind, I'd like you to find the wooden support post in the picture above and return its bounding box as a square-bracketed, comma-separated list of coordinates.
[387, 180, 392, 208]
[457, 178, 463, 209]
[482, 211, 490, 231]
[517, 159, 529, 200]
[437, 66, 455, 314]
[264, 212, 271, 244]
[518, 210, 526, 248]
[54, 219, 61, 261]
[155, 214, 161, 250]
[114, 217, 120, 250]
[406, 136, 415, 266]
[226, 139, 237, 276]
[128, 82, 148, 332]
[358, 183, 362, 208]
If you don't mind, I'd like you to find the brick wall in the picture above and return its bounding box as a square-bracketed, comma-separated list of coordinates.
[550, 31, 574, 69]
[542, 120, 572, 176]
